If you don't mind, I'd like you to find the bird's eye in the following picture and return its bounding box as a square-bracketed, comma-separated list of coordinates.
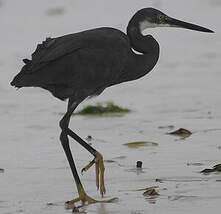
[158, 15, 166, 23]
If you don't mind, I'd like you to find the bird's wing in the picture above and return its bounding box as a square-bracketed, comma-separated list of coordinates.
[11, 28, 131, 100]
[23, 29, 130, 77]
[31, 35, 84, 64]
[23, 34, 85, 73]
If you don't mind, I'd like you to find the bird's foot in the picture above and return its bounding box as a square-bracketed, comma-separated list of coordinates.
[81, 152, 106, 196]
[65, 189, 118, 210]
[65, 191, 96, 209]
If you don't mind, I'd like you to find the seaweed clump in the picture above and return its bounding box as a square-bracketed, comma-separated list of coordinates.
[76, 102, 130, 116]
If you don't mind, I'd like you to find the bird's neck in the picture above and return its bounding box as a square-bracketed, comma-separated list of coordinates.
[124, 21, 160, 81]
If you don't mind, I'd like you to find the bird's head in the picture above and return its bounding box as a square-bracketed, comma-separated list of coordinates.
[132, 8, 214, 33]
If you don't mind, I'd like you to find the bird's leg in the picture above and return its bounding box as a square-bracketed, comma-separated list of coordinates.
[59, 101, 98, 208]
[60, 131, 97, 209]
[66, 128, 106, 196]
[60, 100, 115, 209]
[60, 97, 106, 196]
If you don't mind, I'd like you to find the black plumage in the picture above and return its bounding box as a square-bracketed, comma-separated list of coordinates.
[11, 26, 159, 101]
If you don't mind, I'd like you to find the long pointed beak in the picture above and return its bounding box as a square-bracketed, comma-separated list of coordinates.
[167, 17, 214, 33]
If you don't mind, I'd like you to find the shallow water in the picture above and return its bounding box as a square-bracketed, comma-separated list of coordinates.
[0, 0, 221, 213]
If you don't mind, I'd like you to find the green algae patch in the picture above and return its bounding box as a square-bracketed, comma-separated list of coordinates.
[75, 102, 130, 116]
[123, 141, 158, 149]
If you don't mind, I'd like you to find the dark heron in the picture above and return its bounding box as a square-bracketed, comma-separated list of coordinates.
[11, 8, 213, 207]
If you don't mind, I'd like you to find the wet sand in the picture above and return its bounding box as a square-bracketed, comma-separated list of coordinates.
[0, 0, 221, 213]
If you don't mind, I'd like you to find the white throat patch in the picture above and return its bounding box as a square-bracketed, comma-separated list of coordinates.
[139, 20, 171, 33]
[139, 20, 158, 31]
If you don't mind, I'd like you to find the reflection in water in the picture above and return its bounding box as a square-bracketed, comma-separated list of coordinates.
[126, 167, 146, 175]
[96, 203, 108, 214]
[144, 195, 158, 204]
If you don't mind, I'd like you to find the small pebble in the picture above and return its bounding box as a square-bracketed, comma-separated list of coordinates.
[136, 161, 142, 168]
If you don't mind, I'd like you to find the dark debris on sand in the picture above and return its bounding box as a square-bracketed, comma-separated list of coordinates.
[167, 128, 192, 138]
[143, 187, 160, 196]
[200, 164, 221, 174]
